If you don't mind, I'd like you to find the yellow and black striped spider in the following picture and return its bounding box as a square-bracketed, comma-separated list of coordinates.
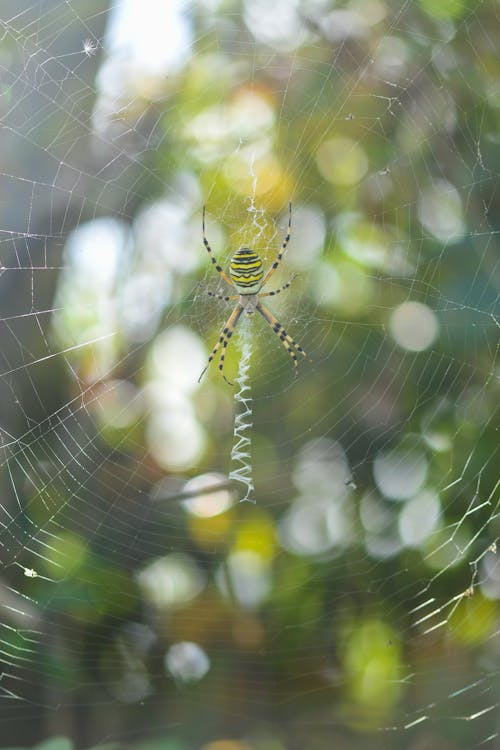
[198, 203, 308, 385]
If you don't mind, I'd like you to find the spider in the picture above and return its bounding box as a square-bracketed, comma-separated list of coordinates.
[198, 203, 308, 385]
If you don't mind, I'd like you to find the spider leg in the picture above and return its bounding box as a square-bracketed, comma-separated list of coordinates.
[261, 202, 292, 287]
[198, 304, 243, 385]
[207, 291, 239, 301]
[203, 207, 234, 287]
[256, 302, 307, 375]
[259, 274, 298, 298]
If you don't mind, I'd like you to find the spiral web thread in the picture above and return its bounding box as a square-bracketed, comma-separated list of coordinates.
[229, 324, 254, 503]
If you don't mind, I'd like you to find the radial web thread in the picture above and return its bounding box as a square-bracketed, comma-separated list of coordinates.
[229, 324, 254, 503]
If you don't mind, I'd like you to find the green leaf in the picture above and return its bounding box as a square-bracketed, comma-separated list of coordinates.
[419, 0, 470, 20]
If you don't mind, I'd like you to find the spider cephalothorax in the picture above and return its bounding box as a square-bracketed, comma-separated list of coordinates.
[199, 204, 308, 385]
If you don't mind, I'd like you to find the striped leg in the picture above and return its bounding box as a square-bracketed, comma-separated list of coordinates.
[256, 302, 307, 375]
[259, 274, 297, 298]
[207, 291, 239, 301]
[198, 304, 243, 385]
[203, 207, 234, 287]
[261, 202, 292, 287]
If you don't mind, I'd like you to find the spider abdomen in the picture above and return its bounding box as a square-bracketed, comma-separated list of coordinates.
[229, 247, 264, 294]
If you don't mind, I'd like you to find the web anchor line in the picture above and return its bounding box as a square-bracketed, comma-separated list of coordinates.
[229, 336, 254, 503]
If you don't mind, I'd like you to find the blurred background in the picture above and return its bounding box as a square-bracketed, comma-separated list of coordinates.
[0, 0, 498, 748]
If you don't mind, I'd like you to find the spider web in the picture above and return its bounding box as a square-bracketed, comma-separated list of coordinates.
[0, 1, 499, 749]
